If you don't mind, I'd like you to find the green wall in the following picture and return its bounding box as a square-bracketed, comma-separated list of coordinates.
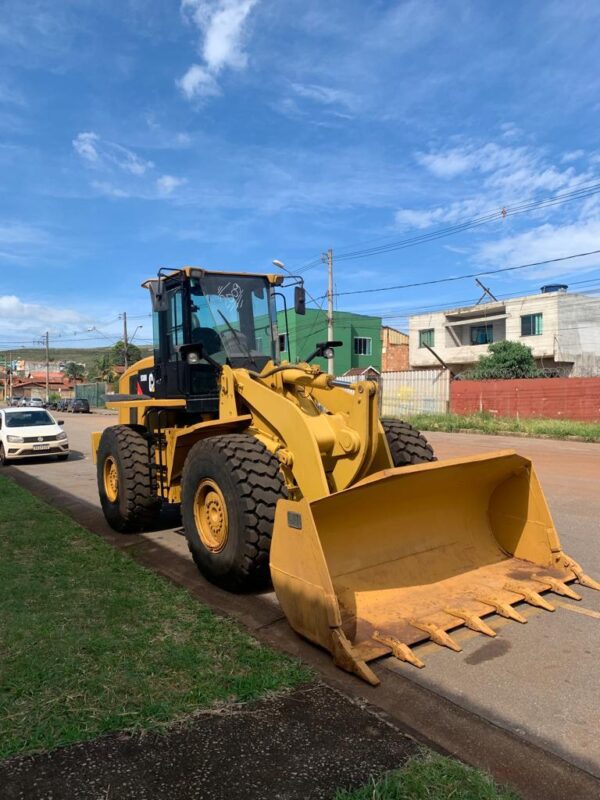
[276, 309, 382, 374]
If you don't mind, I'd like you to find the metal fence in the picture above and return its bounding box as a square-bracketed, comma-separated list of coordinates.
[75, 382, 108, 408]
[381, 369, 450, 417]
[380, 370, 450, 416]
[334, 370, 450, 415]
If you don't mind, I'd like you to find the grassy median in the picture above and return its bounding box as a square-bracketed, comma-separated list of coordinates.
[335, 751, 518, 800]
[407, 412, 600, 442]
[0, 475, 310, 759]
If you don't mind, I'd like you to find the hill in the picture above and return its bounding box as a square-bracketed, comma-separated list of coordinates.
[0, 346, 153, 368]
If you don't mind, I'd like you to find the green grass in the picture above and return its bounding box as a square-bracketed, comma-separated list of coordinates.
[406, 412, 600, 442]
[0, 475, 311, 759]
[335, 751, 518, 800]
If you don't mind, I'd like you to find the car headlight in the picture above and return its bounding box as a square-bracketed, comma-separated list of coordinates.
[6, 435, 24, 443]
[56, 431, 68, 441]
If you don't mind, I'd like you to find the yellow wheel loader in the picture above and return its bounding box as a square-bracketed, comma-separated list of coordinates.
[92, 267, 599, 685]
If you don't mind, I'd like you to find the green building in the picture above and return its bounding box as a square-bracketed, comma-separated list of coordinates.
[276, 309, 382, 374]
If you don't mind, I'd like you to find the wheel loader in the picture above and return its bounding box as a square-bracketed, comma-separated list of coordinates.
[92, 266, 599, 685]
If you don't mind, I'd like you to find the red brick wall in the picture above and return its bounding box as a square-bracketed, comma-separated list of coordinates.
[382, 342, 409, 371]
[450, 377, 600, 422]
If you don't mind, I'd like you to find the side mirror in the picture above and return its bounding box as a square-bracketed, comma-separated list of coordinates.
[148, 278, 168, 312]
[294, 285, 306, 315]
[58, 420, 64, 425]
[305, 340, 343, 363]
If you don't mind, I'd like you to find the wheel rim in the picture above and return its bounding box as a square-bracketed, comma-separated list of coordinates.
[193, 479, 229, 553]
[103, 456, 119, 502]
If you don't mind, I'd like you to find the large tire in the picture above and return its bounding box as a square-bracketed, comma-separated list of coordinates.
[0, 444, 10, 466]
[181, 434, 287, 592]
[382, 418, 436, 466]
[97, 425, 161, 533]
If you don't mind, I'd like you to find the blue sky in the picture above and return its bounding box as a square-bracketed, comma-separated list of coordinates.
[2, 0, 600, 348]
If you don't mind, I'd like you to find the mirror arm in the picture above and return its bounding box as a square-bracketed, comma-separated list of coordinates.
[272, 291, 290, 362]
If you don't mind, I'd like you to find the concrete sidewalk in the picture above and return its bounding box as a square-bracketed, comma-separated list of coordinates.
[4, 415, 600, 799]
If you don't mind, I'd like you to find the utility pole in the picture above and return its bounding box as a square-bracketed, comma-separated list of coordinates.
[322, 248, 334, 375]
[8, 351, 12, 400]
[121, 312, 129, 370]
[44, 332, 50, 403]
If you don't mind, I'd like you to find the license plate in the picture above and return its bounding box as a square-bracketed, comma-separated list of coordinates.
[33, 444, 50, 451]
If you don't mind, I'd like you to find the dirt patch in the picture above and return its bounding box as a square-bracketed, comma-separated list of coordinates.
[0, 684, 418, 800]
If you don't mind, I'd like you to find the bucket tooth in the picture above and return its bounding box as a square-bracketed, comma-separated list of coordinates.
[504, 581, 555, 611]
[532, 575, 582, 601]
[444, 607, 496, 637]
[566, 560, 600, 592]
[372, 631, 425, 669]
[410, 620, 462, 652]
[476, 595, 528, 624]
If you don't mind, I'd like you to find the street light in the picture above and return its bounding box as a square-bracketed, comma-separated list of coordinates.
[272, 259, 291, 275]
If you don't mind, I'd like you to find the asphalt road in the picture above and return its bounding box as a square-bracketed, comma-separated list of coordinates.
[4, 412, 600, 792]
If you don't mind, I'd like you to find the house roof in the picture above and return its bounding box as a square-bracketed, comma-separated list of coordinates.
[342, 366, 381, 377]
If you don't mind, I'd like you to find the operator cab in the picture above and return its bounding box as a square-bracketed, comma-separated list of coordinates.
[145, 268, 283, 413]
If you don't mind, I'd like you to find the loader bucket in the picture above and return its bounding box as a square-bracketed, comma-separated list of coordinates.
[270, 450, 598, 685]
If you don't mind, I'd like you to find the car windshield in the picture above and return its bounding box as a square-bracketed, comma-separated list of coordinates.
[189, 275, 274, 368]
[5, 410, 54, 428]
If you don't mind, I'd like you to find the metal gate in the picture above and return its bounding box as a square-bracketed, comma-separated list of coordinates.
[75, 382, 108, 408]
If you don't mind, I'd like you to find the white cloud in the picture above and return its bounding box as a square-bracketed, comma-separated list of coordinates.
[90, 180, 131, 199]
[73, 132, 153, 176]
[73, 131, 100, 163]
[178, 0, 259, 101]
[0, 295, 89, 337]
[417, 148, 474, 179]
[290, 82, 356, 111]
[177, 64, 221, 99]
[562, 149, 584, 163]
[476, 216, 600, 280]
[0, 221, 50, 246]
[396, 140, 593, 232]
[156, 175, 187, 195]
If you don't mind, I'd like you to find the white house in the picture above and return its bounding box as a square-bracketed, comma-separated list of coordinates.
[409, 284, 600, 376]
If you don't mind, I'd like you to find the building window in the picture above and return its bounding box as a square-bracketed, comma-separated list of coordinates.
[521, 313, 543, 336]
[278, 333, 288, 353]
[470, 324, 494, 345]
[354, 337, 372, 356]
[419, 329, 434, 348]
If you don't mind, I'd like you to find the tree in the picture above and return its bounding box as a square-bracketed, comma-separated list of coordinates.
[89, 354, 117, 384]
[469, 340, 542, 380]
[110, 340, 142, 367]
[64, 361, 86, 382]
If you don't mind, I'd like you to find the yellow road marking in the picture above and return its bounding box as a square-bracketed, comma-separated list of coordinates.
[554, 600, 600, 620]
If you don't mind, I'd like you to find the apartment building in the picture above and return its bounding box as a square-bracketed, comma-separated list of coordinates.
[409, 284, 600, 376]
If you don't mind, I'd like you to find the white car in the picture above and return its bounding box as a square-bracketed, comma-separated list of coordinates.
[0, 408, 69, 465]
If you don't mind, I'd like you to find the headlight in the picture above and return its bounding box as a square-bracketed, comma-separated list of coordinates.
[56, 431, 68, 441]
[6, 435, 24, 443]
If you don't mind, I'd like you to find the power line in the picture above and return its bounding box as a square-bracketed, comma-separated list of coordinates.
[292, 179, 600, 274]
[359, 276, 600, 321]
[333, 181, 600, 263]
[324, 249, 600, 299]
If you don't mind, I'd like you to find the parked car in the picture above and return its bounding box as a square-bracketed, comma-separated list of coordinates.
[70, 398, 90, 414]
[28, 398, 45, 408]
[0, 408, 69, 465]
[58, 399, 72, 412]
[18, 397, 28, 407]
